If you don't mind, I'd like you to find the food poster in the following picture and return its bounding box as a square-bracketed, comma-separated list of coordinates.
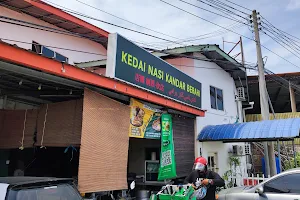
[129, 99, 161, 139]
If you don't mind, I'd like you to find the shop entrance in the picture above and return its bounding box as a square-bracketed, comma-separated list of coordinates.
[0, 60, 84, 179]
[5, 147, 79, 178]
[128, 138, 161, 185]
[126, 111, 196, 196]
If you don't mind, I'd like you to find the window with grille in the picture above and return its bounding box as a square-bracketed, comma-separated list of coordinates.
[210, 86, 224, 111]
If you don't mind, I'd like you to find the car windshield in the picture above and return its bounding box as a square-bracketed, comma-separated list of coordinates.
[6, 184, 82, 200]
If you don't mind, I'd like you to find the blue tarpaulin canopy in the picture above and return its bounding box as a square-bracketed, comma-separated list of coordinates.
[198, 118, 300, 142]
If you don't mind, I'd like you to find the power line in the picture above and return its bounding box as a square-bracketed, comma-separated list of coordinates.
[0, 36, 253, 69]
[146, 23, 243, 45]
[262, 26, 300, 56]
[161, 0, 300, 70]
[261, 24, 300, 51]
[160, 0, 254, 41]
[138, 23, 244, 49]
[199, 0, 249, 19]
[176, 0, 248, 25]
[1, 16, 163, 56]
[3, 2, 299, 95]
[39, 0, 186, 45]
[262, 29, 300, 61]
[0, 38, 105, 56]
[0, 13, 251, 67]
[41, 0, 249, 48]
[14, 0, 300, 73]
[0, 16, 106, 43]
[74, 0, 182, 40]
[260, 15, 300, 43]
[0, 2, 102, 38]
[261, 20, 300, 47]
[247, 65, 300, 95]
[220, 0, 252, 12]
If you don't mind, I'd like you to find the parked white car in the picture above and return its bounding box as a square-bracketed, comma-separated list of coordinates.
[218, 168, 300, 200]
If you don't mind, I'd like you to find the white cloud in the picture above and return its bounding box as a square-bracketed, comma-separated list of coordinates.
[286, 0, 300, 11]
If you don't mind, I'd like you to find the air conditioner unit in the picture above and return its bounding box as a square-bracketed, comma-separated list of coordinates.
[232, 145, 244, 156]
[244, 144, 251, 155]
[236, 87, 246, 101]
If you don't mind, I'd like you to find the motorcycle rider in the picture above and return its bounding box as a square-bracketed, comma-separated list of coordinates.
[184, 157, 225, 200]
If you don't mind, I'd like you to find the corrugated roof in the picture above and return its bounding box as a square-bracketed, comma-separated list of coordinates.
[0, 0, 108, 46]
[152, 45, 248, 100]
[198, 118, 300, 142]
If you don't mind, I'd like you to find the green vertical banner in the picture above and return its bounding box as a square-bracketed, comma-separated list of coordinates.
[158, 113, 177, 181]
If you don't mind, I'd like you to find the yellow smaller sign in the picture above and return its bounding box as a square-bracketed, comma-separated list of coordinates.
[129, 99, 161, 139]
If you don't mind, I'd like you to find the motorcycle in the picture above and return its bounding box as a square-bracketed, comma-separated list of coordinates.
[116, 181, 136, 200]
[151, 183, 207, 200]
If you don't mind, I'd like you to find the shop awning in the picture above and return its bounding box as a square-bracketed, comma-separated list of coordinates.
[198, 118, 300, 142]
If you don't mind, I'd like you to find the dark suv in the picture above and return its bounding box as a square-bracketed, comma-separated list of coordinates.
[0, 177, 82, 200]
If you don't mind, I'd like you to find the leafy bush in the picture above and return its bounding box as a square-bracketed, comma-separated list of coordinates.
[284, 152, 300, 170]
[222, 156, 241, 189]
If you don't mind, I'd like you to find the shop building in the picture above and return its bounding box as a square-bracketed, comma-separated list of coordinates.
[0, 0, 205, 195]
[0, 0, 252, 193]
[152, 46, 249, 179]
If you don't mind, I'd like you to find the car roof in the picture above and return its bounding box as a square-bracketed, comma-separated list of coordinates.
[0, 177, 73, 186]
[284, 168, 300, 173]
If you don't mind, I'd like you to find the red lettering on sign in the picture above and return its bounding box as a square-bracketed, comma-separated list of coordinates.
[169, 88, 175, 95]
[151, 79, 155, 87]
[160, 84, 165, 92]
[135, 73, 145, 84]
[179, 92, 184, 98]
[184, 96, 191, 102]
[155, 81, 165, 92]
[146, 78, 151, 86]
[139, 74, 145, 84]
[135, 73, 139, 82]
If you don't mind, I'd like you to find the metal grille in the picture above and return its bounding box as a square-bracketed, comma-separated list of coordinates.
[78, 88, 130, 193]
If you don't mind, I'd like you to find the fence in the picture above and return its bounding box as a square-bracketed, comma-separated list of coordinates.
[228, 174, 270, 187]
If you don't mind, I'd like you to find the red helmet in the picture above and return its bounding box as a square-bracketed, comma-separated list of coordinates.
[193, 157, 207, 172]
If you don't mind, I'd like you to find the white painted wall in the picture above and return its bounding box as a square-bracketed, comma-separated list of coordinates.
[166, 53, 247, 179]
[0, 6, 106, 64]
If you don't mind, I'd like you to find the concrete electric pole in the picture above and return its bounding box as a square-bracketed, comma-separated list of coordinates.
[252, 10, 277, 176]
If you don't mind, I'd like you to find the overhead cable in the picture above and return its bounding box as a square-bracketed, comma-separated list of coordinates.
[74, 0, 181, 40]
[160, 0, 300, 70]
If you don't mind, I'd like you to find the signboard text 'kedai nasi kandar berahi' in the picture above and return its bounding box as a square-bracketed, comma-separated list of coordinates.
[106, 33, 202, 109]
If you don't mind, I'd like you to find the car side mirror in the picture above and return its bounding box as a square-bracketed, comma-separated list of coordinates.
[255, 186, 264, 195]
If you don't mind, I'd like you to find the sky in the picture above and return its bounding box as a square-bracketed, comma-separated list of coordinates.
[47, 0, 300, 75]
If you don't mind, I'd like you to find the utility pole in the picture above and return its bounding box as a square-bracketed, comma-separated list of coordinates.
[240, 36, 245, 66]
[252, 10, 277, 176]
[289, 81, 297, 112]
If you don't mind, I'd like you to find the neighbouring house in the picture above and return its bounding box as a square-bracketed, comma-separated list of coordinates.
[152, 46, 250, 182]
[246, 72, 300, 173]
